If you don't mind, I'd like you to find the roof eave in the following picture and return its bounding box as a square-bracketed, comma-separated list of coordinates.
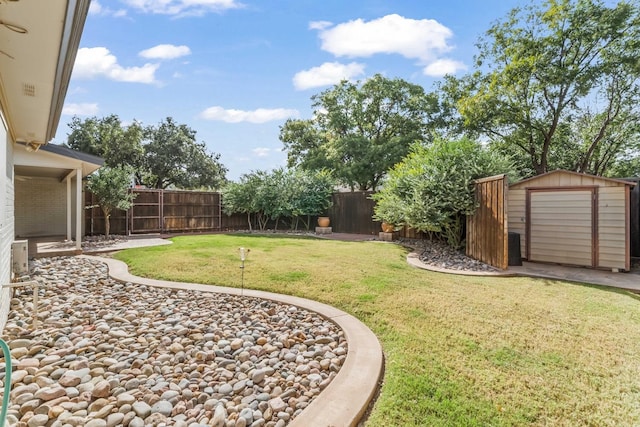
[45, 0, 92, 143]
[510, 169, 636, 188]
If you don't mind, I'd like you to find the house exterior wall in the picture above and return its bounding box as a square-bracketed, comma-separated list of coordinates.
[0, 115, 13, 332]
[15, 177, 66, 237]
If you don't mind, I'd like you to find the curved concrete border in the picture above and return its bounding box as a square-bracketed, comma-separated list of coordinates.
[82, 255, 384, 427]
[406, 252, 518, 277]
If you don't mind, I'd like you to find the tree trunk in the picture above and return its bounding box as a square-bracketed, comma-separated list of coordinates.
[102, 206, 111, 238]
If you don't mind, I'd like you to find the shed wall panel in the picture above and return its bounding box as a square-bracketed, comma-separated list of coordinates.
[597, 187, 627, 270]
[507, 189, 527, 256]
[529, 190, 593, 266]
[510, 170, 631, 270]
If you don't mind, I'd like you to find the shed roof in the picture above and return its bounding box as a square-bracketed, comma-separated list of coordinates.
[510, 169, 635, 189]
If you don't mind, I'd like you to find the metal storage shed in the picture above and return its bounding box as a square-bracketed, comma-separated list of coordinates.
[508, 170, 634, 271]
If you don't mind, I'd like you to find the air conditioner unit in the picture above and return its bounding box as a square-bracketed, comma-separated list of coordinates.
[11, 240, 28, 276]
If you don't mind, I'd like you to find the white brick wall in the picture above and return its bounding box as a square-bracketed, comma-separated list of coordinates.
[0, 118, 13, 332]
[15, 176, 67, 237]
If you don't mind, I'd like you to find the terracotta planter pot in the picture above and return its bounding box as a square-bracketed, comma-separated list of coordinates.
[381, 222, 395, 233]
[317, 216, 330, 227]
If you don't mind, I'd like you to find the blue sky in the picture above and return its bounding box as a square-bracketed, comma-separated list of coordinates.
[54, 0, 525, 181]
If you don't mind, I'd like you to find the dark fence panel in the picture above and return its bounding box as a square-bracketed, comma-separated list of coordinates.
[162, 191, 221, 232]
[85, 191, 128, 235]
[328, 191, 380, 235]
[221, 212, 250, 230]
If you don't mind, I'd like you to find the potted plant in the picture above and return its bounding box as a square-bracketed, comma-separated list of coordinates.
[371, 192, 404, 234]
[317, 216, 330, 227]
[381, 222, 395, 233]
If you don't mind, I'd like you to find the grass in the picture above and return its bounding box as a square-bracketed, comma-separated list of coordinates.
[114, 234, 640, 426]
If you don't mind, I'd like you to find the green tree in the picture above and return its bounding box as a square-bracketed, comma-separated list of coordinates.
[66, 115, 144, 169]
[222, 174, 262, 232]
[143, 117, 227, 189]
[373, 138, 517, 249]
[447, 0, 640, 176]
[222, 168, 335, 231]
[288, 169, 334, 230]
[280, 74, 438, 191]
[86, 166, 137, 238]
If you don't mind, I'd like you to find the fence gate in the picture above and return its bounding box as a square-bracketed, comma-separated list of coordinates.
[85, 189, 222, 235]
[466, 174, 508, 269]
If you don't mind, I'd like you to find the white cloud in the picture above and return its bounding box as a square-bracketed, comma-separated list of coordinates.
[139, 44, 191, 60]
[122, 0, 243, 17]
[199, 106, 299, 123]
[252, 147, 270, 157]
[315, 14, 454, 64]
[309, 20, 332, 30]
[74, 47, 159, 84]
[62, 103, 99, 116]
[89, 0, 128, 17]
[423, 58, 467, 77]
[293, 62, 365, 90]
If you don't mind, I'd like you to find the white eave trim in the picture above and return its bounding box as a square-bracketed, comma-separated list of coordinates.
[46, 0, 92, 143]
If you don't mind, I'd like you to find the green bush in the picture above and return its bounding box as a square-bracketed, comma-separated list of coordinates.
[373, 138, 517, 248]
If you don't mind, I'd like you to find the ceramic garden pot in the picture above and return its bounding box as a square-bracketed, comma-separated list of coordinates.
[381, 222, 395, 233]
[317, 216, 330, 227]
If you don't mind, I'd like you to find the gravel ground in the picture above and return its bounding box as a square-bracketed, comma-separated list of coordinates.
[1, 257, 346, 427]
[400, 238, 500, 272]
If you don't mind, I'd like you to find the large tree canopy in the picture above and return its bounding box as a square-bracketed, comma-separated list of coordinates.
[280, 74, 440, 191]
[446, 0, 640, 177]
[66, 115, 144, 169]
[143, 117, 227, 190]
[66, 115, 227, 190]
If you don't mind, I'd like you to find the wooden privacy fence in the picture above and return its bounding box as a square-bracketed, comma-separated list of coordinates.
[86, 188, 429, 237]
[328, 191, 380, 235]
[85, 189, 222, 235]
[466, 174, 509, 269]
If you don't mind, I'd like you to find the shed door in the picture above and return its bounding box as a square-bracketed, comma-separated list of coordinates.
[528, 190, 595, 267]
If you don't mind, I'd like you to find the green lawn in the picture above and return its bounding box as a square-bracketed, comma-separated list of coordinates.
[114, 234, 640, 426]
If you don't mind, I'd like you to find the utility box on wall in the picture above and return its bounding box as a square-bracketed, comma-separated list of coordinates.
[11, 240, 28, 276]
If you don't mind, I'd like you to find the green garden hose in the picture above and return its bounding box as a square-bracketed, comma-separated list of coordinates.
[0, 338, 10, 427]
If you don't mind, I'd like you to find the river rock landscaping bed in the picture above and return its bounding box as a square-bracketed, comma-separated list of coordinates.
[1, 257, 346, 427]
[401, 239, 500, 272]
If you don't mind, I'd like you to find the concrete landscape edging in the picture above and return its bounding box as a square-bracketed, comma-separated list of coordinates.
[84, 255, 384, 427]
